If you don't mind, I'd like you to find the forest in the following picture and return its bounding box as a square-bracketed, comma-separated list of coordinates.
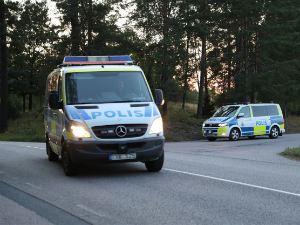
[1, 0, 300, 133]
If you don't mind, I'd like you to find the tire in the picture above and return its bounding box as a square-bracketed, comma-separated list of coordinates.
[207, 137, 217, 141]
[145, 152, 164, 172]
[46, 140, 59, 161]
[269, 126, 279, 139]
[62, 145, 78, 176]
[229, 128, 240, 141]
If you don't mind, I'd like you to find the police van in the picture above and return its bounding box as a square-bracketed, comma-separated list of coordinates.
[202, 103, 285, 141]
[44, 56, 164, 176]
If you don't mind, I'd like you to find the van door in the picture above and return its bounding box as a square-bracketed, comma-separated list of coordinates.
[237, 106, 254, 136]
[251, 105, 269, 135]
[49, 73, 63, 154]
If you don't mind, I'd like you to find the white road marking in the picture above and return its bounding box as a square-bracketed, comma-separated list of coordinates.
[76, 204, 105, 217]
[26, 183, 41, 190]
[164, 168, 300, 197]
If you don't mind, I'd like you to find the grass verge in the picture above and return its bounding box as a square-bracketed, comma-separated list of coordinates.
[0, 110, 45, 142]
[280, 147, 300, 161]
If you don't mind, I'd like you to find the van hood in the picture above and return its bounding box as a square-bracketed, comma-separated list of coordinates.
[65, 103, 160, 127]
[204, 117, 234, 124]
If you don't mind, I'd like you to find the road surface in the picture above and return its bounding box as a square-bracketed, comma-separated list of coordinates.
[1, 134, 300, 224]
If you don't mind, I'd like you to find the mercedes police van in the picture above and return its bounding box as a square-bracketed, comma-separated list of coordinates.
[44, 56, 164, 176]
[202, 103, 285, 141]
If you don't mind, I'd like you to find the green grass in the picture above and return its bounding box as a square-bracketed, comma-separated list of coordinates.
[161, 102, 206, 142]
[0, 110, 45, 142]
[280, 147, 300, 161]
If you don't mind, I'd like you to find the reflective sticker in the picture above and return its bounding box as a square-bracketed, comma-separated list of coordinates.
[153, 105, 160, 117]
[76, 109, 92, 120]
[69, 107, 80, 119]
[254, 126, 266, 135]
[221, 117, 231, 122]
[51, 122, 56, 135]
[256, 120, 267, 126]
[144, 106, 152, 117]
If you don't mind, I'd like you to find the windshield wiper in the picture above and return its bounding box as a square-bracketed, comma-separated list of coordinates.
[109, 100, 142, 103]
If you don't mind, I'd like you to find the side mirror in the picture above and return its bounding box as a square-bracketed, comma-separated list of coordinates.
[154, 89, 164, 105]
[237, 113, 244, 118]
[49, 90, 62, 109]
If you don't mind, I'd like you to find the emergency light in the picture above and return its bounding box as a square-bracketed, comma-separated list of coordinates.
[62, 55, 133, 65]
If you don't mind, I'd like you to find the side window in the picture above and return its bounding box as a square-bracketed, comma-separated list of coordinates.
[252, 106, 268, 117]
[266, 105, 279, 116]
[45, 72, 59, 107]
[239, 106, 250, 118]
[58, 76, 63, 102]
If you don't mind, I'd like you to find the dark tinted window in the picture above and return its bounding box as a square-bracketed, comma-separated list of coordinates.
[252, 106, 268, 117]
[266, 105, 279, 115]
[251, 105, 279, 117]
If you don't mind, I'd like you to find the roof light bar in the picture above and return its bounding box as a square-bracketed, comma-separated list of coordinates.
[62, 55, 133, 65]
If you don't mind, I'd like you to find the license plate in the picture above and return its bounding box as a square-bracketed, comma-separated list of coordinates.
[109, 153, 136, 161]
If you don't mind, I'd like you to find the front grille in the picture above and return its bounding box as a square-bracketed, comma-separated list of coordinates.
[92, 124, 148, 139]
[97, 142, 146, 151]
[204, 124, 219, 127]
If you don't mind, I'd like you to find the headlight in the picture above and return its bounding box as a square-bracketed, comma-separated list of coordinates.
[70, 121, 91, 138]
[149, 117, 163, 134]
[218, 123, 228, 127]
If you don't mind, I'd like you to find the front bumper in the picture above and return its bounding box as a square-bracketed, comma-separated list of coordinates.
[65, 136, 164, 164]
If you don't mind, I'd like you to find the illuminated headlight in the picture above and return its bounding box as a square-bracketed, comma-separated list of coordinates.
[149, 117, 163, 134]
[71, 121, 91, 138]
[218, 123, 228, 127]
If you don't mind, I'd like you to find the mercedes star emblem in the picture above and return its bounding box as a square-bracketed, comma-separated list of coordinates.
[115, 125, 127, 137]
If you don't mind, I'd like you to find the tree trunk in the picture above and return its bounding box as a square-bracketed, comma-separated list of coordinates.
[70, 0, 80, 55]
[161, 0, 169, 117]
[0, 0, 8, 133]
[196, 0, 207, 119]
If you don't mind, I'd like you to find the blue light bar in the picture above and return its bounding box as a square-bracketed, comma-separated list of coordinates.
[63, 55, 133, 65]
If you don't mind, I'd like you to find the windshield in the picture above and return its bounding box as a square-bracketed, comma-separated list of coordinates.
[65, 71, 152, 104]
[212, 106, 239, 117]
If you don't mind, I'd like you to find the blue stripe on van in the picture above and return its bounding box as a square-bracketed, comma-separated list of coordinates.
[241, 127, 254, 136]
[76, 109, 92, 120]
[68, 107, 80, 119]
[270, 116, 283, 125]
[144, 106, 152, 117]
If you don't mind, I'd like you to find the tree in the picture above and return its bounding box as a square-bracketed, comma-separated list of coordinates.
[9, 0, 54, 111]
[0, 0, 8, 133]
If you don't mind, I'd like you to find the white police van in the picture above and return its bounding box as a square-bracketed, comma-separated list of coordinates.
[44, 56, 164, 176]
[202, 103, 285, 141]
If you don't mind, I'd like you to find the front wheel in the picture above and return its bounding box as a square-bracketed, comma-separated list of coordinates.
[145, 152, 164, 172]
[229, 128, 240, 141]
[269, 126, 279, 139]
[62, 146, 78, 176]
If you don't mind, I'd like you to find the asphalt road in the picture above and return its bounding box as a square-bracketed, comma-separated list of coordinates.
[1, 134, 300, 225]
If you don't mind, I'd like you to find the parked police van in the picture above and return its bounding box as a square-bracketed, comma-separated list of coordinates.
[202, 103, 285, 141]
[44, 56, 164, 176]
